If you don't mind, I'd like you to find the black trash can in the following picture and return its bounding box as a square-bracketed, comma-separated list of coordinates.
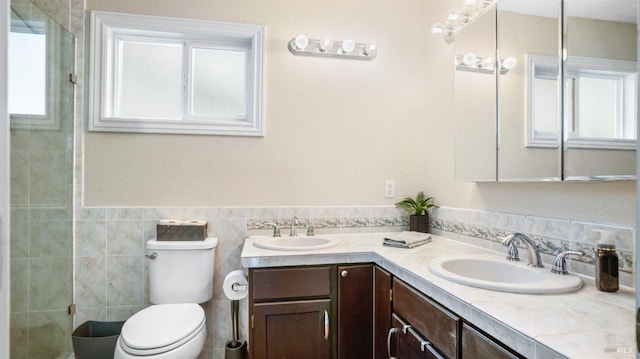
[72, 320, 125, 359]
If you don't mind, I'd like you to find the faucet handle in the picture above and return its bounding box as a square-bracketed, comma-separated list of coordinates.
[505, 243, 520, 262]
[551, 251, 583, 275]
[307, 223, 315, 236]
[500, 234, 520, 261]
[265, 222, 281, 237]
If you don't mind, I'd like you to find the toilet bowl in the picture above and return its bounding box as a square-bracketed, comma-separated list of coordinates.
[114, 303, 206, 359]
[114, 237, 218, 359]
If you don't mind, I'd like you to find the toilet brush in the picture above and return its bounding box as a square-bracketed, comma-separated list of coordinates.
[225, 299, 247, 359]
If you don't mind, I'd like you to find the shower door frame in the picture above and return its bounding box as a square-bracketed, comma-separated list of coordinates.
[1, 0, 11, 356]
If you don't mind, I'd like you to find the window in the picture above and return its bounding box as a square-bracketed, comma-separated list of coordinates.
[565, 56, 637, 149]
[89, 11, 265, 136]
[9, 11, 58, 130]
[526, 54, 637, 150]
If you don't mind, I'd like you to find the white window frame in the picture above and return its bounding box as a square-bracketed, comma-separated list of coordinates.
[564, 56, 637, 150]
[525, 54, 560, 148]
[526, 54, 637, 150]
[89, 11, 265, 136]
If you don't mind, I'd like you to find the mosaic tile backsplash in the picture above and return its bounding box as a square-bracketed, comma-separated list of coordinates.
[429, 207, 635, 288]
[73, 204, 635, 359]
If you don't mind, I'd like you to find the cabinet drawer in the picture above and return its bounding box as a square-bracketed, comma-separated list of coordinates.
[461, 323, 521, 359]
[393, 278, 459, 358]
[252, 266, 331, 301]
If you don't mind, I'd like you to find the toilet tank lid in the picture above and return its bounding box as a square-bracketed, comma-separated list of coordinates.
[147, 237, 218, 250]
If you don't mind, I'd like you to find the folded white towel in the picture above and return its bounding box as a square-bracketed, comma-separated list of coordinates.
[383, 231, 431, 249]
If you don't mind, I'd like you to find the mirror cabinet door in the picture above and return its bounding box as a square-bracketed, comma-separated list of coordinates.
[453, 0, 637, 182]
[454, 7, 497, 182]
[497, 0, 562, 181]
[563, 0, 637, 180]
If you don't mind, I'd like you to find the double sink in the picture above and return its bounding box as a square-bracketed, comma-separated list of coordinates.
[250, 233, 582, 295]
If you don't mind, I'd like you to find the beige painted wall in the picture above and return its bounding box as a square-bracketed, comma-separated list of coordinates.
[84, 0, 428, 207]
[83, 0, 636, 226]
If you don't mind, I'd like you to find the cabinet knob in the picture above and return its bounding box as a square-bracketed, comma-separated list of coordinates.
[341, 270, 348, 278]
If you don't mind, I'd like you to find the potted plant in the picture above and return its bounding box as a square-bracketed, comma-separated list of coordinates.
[395, 191, 435, 233]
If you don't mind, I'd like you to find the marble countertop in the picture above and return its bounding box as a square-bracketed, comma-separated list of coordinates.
[240, 232, 636, 359]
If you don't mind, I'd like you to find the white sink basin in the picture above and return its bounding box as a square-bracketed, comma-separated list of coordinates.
[253, 236, 339, 251]
[428, 255, 582, 294]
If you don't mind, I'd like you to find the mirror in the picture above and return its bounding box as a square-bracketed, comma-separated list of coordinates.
[454, 7, 497, 182]
[563, 0, 637, 180]
[497, 0, 562, 181]
[453, 0, 637, 182]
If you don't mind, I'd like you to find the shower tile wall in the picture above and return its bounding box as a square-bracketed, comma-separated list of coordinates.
[9, 71, 74, 356]
[9, 0, 81, 357]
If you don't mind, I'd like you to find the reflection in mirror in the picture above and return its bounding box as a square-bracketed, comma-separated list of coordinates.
[564, 0, 637, 179]
[497, 0, 561, 181]
[453, 6, 497, 182]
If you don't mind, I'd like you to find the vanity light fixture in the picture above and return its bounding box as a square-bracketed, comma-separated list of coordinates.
[456, 52, 517, 74]
[288, 34, 377, 61]
[431, 0, 501, 44]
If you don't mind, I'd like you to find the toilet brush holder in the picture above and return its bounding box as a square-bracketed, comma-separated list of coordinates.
[225, 299, 247, 359]
[225, 339, 247, 359]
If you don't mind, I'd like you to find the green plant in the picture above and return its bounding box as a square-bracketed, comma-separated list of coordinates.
[395, 191, 435, 216]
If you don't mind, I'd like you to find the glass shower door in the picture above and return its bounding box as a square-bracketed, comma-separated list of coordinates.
[9, 2, 75, 358]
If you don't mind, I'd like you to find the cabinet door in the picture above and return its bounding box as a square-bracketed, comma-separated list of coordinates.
[389, 314, 443, 359]
[252, 299, 331, 359]
[374, 266, 392, 359]
[338, 264, 373, 359]
[461, 323, 520, 359]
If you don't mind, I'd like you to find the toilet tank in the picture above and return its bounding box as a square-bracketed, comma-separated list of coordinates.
[146, 237, 218, 304]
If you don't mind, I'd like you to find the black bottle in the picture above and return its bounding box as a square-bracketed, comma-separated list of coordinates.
[595, 230, 619, 292]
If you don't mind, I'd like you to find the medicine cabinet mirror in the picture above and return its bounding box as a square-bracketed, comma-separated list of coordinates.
[454, 0, 637, 182]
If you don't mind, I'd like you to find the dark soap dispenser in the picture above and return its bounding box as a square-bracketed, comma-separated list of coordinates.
[595, 230, 619, 292]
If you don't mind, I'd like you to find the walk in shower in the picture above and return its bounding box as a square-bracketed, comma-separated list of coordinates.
[9, 1, 75, 357]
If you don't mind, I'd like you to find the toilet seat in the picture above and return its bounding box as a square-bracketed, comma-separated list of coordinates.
[120, 303, 205, 356]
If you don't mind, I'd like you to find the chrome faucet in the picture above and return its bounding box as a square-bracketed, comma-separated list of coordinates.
[290, 216, 299, 236]
[501, 233, 544, 268]
[551, 250, 583, 275]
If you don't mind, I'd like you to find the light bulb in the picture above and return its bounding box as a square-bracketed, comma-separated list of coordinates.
[481, 56, 494, 68]
[462, 52, 477, 66]
[447, 9, 460, 23]
[319, 37, 333, 52]
[341, 38, 355, 54]
[363, 41, 377, 56]
[431, 23, 445, 35]
[294, 34, 309, 51]
[502, 57, 517, 70]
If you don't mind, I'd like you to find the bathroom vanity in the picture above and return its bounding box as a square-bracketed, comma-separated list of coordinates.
[248, 264, 374, 358]
[241, 233, 635, 358]
[247, 263, 519, 359]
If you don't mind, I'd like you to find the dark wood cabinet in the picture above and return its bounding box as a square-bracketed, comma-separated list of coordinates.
[249, 266, 333, 359]
[392, 279, 459, 359]
[249, 264, 376, 359]
[461, 323, 521, 359]
[249, 264, 523, 359]
[338, 264, 373, 358]
[389, 314, 444, 359]
[252, 299, 331, 359]
[373, 266, 392, 359]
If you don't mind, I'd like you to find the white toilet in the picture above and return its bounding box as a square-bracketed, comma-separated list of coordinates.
[114, 237, 218, 359]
